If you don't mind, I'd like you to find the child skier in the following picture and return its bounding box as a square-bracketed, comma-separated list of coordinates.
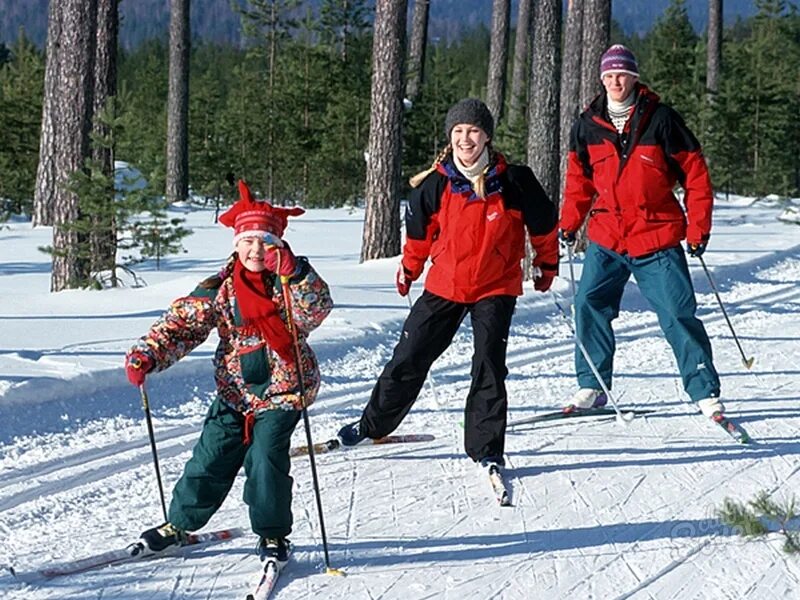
[124, 180, 332, 567]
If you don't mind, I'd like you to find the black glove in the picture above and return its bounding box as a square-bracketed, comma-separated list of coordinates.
[559, 229, 576, 246]
[687, 242, 707, 258]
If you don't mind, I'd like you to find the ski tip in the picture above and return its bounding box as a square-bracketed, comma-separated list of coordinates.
[326, 567, 346, 577]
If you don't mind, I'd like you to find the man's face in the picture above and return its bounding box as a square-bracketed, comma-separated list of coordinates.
[602, 72, 638, 103]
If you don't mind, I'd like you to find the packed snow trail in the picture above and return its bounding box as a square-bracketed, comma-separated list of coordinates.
[2, 201, 800, 598]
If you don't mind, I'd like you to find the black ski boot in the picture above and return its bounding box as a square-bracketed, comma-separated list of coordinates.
[257, 537, 291, 567]
[140, 522, 185, 553]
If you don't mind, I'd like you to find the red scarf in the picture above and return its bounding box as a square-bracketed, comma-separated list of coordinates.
[233, 264, 295, 363]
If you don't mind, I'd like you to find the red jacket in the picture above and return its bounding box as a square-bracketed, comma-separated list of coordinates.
[403, 152, 558, 303]
[561, 84, 713, 257]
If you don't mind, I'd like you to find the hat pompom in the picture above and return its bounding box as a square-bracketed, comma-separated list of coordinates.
[220, 180, 304, 244]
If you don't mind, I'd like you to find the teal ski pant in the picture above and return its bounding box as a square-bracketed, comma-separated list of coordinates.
[574, 243, 720, 402]
[167, 398, 301, 539]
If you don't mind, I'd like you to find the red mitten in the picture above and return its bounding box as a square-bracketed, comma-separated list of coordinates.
[263, 245, 297, 276]
[125, 352, 153, 387]
[396, 263, 413, 297]
[534, 269, 555, 292]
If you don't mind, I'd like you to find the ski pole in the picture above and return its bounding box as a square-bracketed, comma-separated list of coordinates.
[275, 252, 343, 577]
[134, 377, 169, 523]
[406, 294, 442, 406]
[696, 255, 754, 369]
[561, 245, 634, 425]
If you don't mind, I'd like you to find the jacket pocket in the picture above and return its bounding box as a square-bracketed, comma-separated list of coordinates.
[635, 146, 669, 173]
[645, 207, 685, 224]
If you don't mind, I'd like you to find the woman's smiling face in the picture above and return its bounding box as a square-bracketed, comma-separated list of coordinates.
[450, 124, 489, 166]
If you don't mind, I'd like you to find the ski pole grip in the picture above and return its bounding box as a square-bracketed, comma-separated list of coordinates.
[130, 356, 143, 369]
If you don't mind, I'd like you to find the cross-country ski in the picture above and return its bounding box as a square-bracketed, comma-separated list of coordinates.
[289, 433, 436, 457]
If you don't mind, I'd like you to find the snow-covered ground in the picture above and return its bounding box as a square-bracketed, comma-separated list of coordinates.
[0, 195, 798, 599]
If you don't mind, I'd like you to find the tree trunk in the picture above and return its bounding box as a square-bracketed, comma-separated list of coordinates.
[575, 0, 609, 252]
[405, 0, 430, 102]
[361, 0, 407, 262]
[508, 0, 532, 128]
[579, 0, 610, 107]
[706, 0, 722, 95]
[267, 1, 277, 201]
[33, 1, 63, 227]
[166, 0, 190, 204]
[559, 0, 583, 201]
[91, 0, 119, 276]
[527, 0, 562, 202]
[486, 0, 511, 125]
[51, 0, 98, 292]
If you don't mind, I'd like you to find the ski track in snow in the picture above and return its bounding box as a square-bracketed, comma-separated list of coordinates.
[2, 218, 800, 597]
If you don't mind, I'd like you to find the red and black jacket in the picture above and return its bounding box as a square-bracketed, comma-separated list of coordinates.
[403, 152, 558, 303]
[561, 83, 713, 257]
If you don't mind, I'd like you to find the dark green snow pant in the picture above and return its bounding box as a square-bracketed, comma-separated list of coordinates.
[167, 398, 301, 539]
[574, 243, 720, 402]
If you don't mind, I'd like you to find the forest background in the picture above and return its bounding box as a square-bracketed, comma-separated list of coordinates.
[0, 0, 798, 225]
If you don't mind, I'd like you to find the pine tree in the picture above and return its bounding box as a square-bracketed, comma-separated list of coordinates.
[117, 40, 169, 181]
[236, 0, 300, 202]
[405, 0, 430, 102]
[559, 0, 584, 199]
[47, 0, 98, 292]
[579, 0, 610, 107]
[527, 0, 562, 202]
[188, 43, 239, 204]
[166, 0, 190, 204]
[705, 0, 799, 197]
[643, 0, 702, 123]
[314, 0, 372, 206]
[91, 0, 119, 274]
[0, 43, 10, 67]
[486, 0, 510, 125]
[128, 195, 192, 271]
[39, 96, 188, 288]
[718, 491, 800, 555]
[0, 31, 44, 219]
[361, 0, 407, 262]
[508, 0, 532, 129]
[743, 0, 799, 196]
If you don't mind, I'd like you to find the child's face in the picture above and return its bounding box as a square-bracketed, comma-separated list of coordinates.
[236, 236, 268, 272]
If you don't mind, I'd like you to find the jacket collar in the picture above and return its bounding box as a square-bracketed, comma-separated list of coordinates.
[437, 152, 508, 200]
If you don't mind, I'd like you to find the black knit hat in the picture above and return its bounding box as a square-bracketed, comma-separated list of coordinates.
[444, 98, 494, 140]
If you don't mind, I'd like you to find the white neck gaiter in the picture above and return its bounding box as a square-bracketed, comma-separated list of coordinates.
[453, 146, 489, 186]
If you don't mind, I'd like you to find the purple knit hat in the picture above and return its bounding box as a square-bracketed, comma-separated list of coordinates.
[599, 44, 639, 78]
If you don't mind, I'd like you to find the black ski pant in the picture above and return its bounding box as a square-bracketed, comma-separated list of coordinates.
[359, 290, 516, 463]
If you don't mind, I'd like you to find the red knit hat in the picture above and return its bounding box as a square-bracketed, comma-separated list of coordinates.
[219, 180, 304, 245]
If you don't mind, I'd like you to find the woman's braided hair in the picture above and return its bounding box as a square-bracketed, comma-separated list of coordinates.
[408, 144, 452, 189]
[409, 142, 496, 200]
